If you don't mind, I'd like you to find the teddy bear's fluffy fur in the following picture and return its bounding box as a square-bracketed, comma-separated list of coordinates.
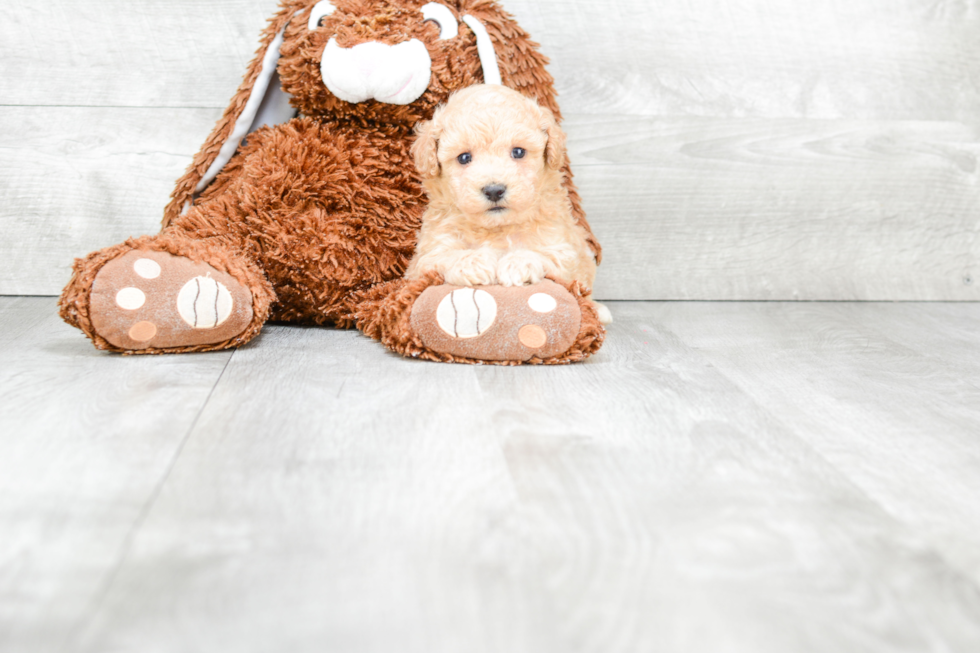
[406, 84, 597, 293]
[58, 0, 603, 358]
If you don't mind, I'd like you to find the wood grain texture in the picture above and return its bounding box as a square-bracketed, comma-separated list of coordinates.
[1, 1, 979, 300]
[0, 106, 220, 295]
[5, 0, 980, 121]
[0, 297, 233, 652]
[509, 0, 980, 121]
[654, 301, 980, 583]
[3, 109, 978, 300]
[0, 298, 962, 653]
[0, 0, 279, 108]
[572, 116, 980, 300]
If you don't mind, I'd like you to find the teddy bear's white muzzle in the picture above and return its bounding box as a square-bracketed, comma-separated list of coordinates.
[320, 38, 432, 105]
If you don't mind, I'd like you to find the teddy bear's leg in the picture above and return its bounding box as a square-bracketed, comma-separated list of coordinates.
[356, 275, 605, 365]
[60, 232, 274, 353]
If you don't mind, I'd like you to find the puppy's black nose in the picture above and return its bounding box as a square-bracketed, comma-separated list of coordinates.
[482, 184, 507, 202]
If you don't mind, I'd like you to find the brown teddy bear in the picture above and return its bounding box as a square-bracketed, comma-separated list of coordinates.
[58, 0, 605, 364]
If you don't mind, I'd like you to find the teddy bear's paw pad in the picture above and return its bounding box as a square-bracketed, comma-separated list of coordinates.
[89, 250, 253, 350]
[411, 280, 581, 362]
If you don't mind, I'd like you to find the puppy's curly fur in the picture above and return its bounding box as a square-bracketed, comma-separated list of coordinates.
[406, 85, 608, 320]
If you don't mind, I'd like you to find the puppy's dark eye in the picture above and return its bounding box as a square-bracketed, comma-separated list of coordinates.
[511, 147, 526, 159]
[457, 152, 472, 165]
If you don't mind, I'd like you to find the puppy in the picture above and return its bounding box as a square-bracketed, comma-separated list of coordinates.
[406, 84, 610, 323]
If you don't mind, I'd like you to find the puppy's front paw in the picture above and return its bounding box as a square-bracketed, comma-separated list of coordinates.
[445, 249, 498, 286]
[496, 250, 554, 287]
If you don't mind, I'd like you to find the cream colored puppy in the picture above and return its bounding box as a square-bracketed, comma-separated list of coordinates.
[406, 84, 611, 323]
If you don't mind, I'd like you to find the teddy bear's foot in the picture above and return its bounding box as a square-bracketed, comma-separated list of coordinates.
[410, 280, 582, 362]
[355, 273, 604, 365]
[87, 249, 254, 351]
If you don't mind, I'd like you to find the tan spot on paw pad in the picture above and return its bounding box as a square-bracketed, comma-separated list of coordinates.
[518, 324, 547, 349]
[128, 321, 157, 342]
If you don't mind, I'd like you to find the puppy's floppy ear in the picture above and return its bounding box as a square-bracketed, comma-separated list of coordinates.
[539, 105, 567, 171]
[412, 112, 444, 179]
[163, 0, 308, 227]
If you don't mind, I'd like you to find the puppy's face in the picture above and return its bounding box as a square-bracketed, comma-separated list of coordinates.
[413, 85, 567, 226]
[441, 116, 547, 223]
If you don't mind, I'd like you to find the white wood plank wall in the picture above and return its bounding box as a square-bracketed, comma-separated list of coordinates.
[2, 0, 978, 300]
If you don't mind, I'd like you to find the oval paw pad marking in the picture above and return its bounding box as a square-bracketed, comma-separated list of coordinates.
[436, 288, 497, 338]
[133, 258, 161, 279]
[128, 321, 157, 342]
[115, 287, 146, 310]
[527, 293, 557, 313]
[518, 324, 547, 349]
[177, 276, 234, 329]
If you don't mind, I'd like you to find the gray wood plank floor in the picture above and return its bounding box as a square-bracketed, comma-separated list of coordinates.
[2, 297, 979, 653]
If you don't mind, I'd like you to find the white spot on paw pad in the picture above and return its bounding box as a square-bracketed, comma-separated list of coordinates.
[133, 258, 162, 279]
[527, 293, 557, 313]
[177, 276, 233, 329]
[437, 288, 497, 339]
[116, 287, 146, 310]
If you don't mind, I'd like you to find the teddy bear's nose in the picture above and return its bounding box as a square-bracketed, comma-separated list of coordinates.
[483, 184, 507, 202]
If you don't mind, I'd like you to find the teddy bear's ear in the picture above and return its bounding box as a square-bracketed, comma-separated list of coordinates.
[539, 105, 567, 171]
[458, 1, 561, 120]
[163, 1, 311, 227]
[411, 114, 444, 179]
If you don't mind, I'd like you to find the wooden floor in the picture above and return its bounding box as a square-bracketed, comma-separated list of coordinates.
[1, 296, 979, 652]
